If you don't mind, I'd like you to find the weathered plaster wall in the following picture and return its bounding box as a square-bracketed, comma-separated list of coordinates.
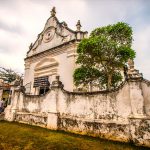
[15, 112, 47, 127]
[24, 44, 77, 93]
[58, 83, 131, 123]
[141, 80, 150, 116]
[4, 79, 150, 147]
[18, 90, 57, 113]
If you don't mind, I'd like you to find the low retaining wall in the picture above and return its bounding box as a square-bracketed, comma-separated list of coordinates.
[58, 116, 150, 147]
[129, 117, 150, 146]
[4, 78, 150, 147]
[58, 117, 130, 142]
[15, 112, 47, 127]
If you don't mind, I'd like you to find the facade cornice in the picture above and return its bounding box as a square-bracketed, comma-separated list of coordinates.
[25, 39, 79, 63]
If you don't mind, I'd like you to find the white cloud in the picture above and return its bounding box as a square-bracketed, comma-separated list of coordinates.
[134, 26, 150, 79]
[0, 0, 149, 80]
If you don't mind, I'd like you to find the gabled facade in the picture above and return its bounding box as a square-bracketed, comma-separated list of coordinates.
[24, 7, 88, 94]
[4, 7, 150, 149]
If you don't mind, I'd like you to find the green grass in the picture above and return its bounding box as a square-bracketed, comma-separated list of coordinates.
[0, 121, 149, 150]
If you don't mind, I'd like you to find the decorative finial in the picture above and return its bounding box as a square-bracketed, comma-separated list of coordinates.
[56, 75, 60, 81]
[51, 75, 64, 89]
[127, 59, 143, 80]
[29, 43, 33, 50]
[128, 59, 134, 70]
[62, 21, 67, 27]
[51, 7, 56, 17]
[76, 20, 82, 31]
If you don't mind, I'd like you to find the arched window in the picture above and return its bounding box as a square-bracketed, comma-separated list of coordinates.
[34, 57, 58, 95]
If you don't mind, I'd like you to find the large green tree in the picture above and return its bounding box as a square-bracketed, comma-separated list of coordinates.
[74, 22, 136, 91]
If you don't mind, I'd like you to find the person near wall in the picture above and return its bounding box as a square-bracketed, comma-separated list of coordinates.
[2, 98, 8, 109]
[0, 99, 4, 113]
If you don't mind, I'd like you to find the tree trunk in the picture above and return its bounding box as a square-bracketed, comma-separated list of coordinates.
[107, 74, 112, 91]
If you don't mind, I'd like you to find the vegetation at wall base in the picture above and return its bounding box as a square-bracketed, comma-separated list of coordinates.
[0, 121, 149, 150]
[74, 22, 135, 91]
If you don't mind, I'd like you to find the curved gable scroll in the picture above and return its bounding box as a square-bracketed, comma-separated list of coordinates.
[34, 58, 58, 77]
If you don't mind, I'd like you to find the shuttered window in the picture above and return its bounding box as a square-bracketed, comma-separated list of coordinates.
[33, 76, 50, 87]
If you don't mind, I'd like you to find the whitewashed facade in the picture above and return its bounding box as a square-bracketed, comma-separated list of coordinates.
[24, 7, 87, 94]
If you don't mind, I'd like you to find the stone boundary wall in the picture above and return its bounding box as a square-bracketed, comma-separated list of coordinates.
[4, 78, 150, 147]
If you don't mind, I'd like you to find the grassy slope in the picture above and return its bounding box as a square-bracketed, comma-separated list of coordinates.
[0, 121, 148, 150]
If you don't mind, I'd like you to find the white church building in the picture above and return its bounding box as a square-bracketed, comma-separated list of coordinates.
[4, 7, 150, 148]
[24, 7, 88, 95]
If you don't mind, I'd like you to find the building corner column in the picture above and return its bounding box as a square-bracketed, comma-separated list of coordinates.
[126, 60, 150, 147]
[129, 79, 146, 118]
[4, 79, 24, 122]
[127, 59, 146, 118]
[4, 89, 19, 121]
[47, 76, 63, 130]
[47, 112, 60, 130]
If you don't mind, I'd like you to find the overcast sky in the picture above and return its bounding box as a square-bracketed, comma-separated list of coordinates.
[0, 0, 150, 79]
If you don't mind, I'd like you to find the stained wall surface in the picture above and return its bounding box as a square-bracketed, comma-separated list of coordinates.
[4, 79, 150, 147]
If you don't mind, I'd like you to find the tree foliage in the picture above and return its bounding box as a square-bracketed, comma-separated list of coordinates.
[0, 67, 22, 83]
[74, 22, 136, 90]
